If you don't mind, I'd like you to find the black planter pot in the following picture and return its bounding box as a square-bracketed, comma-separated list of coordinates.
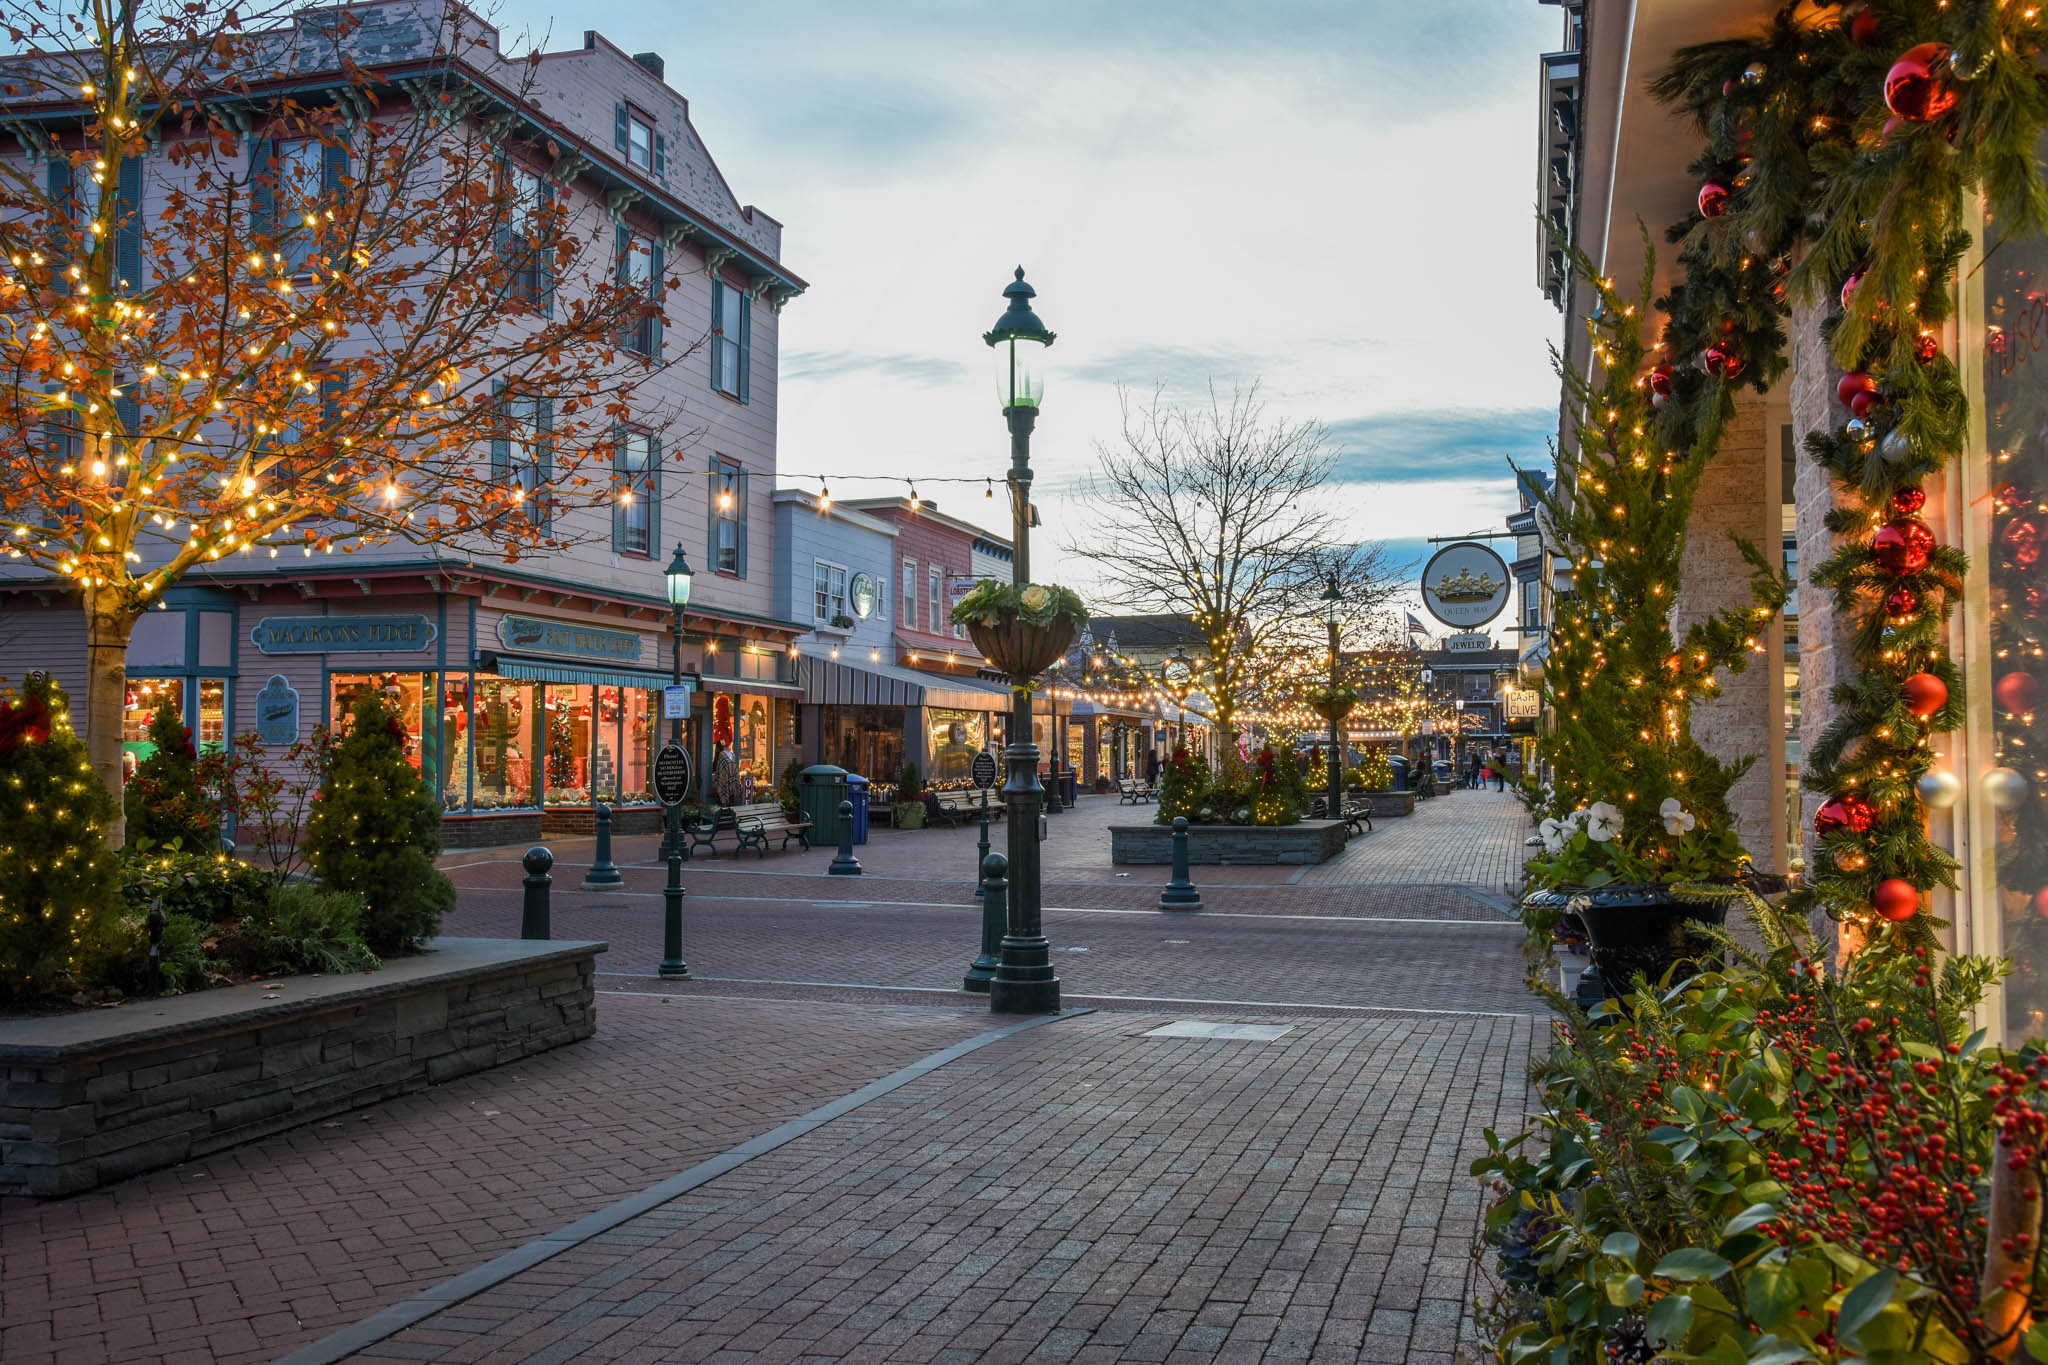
[1575, 883, 1727, 1001]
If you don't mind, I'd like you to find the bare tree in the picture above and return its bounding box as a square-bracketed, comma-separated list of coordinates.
[1064, 384, 1396, 752]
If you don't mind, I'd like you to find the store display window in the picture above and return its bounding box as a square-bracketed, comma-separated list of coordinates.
[121, 677, 185, 770]
[471, 677, 538, 809]
[331, 672, 426, 771]
[543, 684, 593, 803]
[926, 709, 988, 786]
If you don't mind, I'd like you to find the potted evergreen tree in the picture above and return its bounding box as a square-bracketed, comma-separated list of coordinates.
[1524, 242, 1786, 996]
[895, 762, 926, 829]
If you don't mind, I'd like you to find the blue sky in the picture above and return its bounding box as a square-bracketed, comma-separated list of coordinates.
[498, 0, 1564, 625]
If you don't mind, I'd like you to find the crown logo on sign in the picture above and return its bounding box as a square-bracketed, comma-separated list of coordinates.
[1433, 568, 1499, 603]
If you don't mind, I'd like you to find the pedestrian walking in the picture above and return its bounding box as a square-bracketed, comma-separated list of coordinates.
[1493, 762, 1506, 791]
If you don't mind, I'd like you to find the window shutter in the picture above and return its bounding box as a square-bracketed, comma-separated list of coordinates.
[489, 379, 509, 491]
[736, 290, 751, 404]
[610, 423, 627, 550]
[614, 222, 630, 284]
[735, 467, 749, 578]
[614, 104, 629, 155]
[537, 182, 556, 319]
[653, 130, 667, 179]
[113, 393, 139, 438]
[648, 433, 661, 551]
[536, 398, 554, 531]
[114, 156, 142, 290]
[492, 154, 512, 258]
[708, 278, 724, 392]
[248, 138, 276, 238]
[649, 241, 665, 360]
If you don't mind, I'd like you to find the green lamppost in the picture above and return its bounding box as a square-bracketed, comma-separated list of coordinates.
[985, 266, 1059, 1016]
[660, 543, 694, 979]
[1320, 575, 1345, 817]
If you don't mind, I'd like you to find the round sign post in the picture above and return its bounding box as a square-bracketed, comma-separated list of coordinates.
[964, 750, 1003, 989]
[654, 742, 693, 979]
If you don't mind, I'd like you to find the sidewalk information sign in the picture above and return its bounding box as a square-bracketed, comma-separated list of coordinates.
[654, 744, 693, 806]
[663, 684, 693, 720]
[971, 751, 999, 790]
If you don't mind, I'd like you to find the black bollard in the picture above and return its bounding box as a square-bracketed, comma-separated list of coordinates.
[963, 852, 1007, 993]
[521, 846, 553, 939]
[659, 838, 689, 978]
[146, 896, 166, 994]
[828, 798, 863, 876]
[580, 803, 624, 890]
[1160, 816, 1202, 911]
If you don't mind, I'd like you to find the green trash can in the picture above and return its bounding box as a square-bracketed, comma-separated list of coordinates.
[798, 765, 850, 847]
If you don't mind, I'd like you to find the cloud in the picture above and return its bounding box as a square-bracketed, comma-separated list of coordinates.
[1066, 344, 1260, 393]
[782, 350, 969, 385]
[1324, 407, 1556, 485]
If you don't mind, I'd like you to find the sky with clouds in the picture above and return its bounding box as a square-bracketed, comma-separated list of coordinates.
[495, 0, 1565, 628]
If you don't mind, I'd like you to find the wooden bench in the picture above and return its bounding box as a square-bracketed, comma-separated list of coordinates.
[1116, 777, 1156, 805]
[923, 789, 1003, 828]
[1309, 797, 1375, 837]
[685, 802, 812, 859]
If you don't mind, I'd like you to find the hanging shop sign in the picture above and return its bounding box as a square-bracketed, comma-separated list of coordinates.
[1419, 543, 1512, 629]
[496, 614, 642, 664]
[1444, 632, 1493, 652]
[1505, 689, 1541, 720]
[250, 614, 435, 654]
[848, 571, 878, 619]
[254, 675, 301, 744]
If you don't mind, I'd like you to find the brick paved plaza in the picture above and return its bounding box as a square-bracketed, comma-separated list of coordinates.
[1, 791, 1537, 1364]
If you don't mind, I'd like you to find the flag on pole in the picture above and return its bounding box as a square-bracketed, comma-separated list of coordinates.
[1405, 611, 1426, 635]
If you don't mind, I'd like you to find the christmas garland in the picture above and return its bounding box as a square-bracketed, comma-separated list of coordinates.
[1648, 0, 2048, 936]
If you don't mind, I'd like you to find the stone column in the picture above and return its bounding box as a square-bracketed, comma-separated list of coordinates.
[1672, 389, 1786, 871]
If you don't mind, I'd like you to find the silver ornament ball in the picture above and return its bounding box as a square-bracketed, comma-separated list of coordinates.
[1741, 61, 1767, 87]
[1950, 46, 1993, 80]
[1846, 417, 1872, 443]
[1984, 766, 2031, 811]
[1916, 769, 1962, 809]
[1881, 429, 1913, 463]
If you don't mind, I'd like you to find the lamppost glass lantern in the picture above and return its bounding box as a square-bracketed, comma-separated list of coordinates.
[664, 543, 695, 608]
[1319, 575, 1343, 628]
[984, 267, 1056, 413]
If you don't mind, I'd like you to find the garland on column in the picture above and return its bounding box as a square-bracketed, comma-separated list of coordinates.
[1650, 0, 2048, 938]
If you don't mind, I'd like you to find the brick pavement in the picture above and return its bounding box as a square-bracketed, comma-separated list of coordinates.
[0, 997, 996, 1365]
[351, 1009, 1536, 1365]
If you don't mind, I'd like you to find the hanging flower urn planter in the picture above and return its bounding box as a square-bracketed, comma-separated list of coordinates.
[951, 581, 1089, 679]
[1305, 684, 1360, 725]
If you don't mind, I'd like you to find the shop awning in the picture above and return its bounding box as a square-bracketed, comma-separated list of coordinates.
[801, 656, 1011, 711]
[475, 651, 681, 692]
[698, 675, 805, 699]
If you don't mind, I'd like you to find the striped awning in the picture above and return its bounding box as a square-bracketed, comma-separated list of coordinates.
[801, 656, 1010, 711]
[475, 651, 680, 692]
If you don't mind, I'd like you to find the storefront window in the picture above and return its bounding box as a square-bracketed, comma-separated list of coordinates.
[1982, 203, 2048, 1038]
[737, 697, 770, 780]
[198, 679, 226, 749]
[927, 708, 986, 786]
[122, 676, 185, 770]
[441, 678, 472, 809]
[823, 705, 903, 784]
[622, 689, 655, 802]
[473, 677, 538, 808]
[332, 672, 426, 770]
[543, 684, 592, 803]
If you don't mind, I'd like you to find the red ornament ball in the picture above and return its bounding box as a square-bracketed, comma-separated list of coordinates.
[1841, 271, 1865, 311]
[1891, 486, 1927, 516]
[1996, 671, 2041, 715]
[1837, 370, 1877, 406]
[1872, 517, 1936, 573]
[1850, 8, 1881, 47]
[2004, 516, 2043, 567]
[1646, 365, 1673, 399]
[1698, 182, 1731, 218]
[1702, 344, 1743, 379]
[1883, 585, 1920, 618]
[1850, 390, 1877, 418]
[1874, 878, 1921, 922]
[1915, 332, 1942, 363]
[1901, 672, 1948, 719]
[1815, 794, 1876, 836]
[1886, 43, 1959, 122]
[2035, 887, 2048, 921]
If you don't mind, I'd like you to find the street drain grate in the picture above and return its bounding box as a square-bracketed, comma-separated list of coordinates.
[1143, 1021, 1294, 1042]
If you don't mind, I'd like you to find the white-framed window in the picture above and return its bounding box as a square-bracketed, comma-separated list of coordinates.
[614, 429, 653, 554]
[626, 112, 654, 172]
[711, 279, 745, 397]
[505, 394, 547, 524]
[622, 229, 660, 356]
[928, 568, 941, 638]
[902, 559, 917, 632]
[713, 460, 741, 573]
[814, 561, 848, 623]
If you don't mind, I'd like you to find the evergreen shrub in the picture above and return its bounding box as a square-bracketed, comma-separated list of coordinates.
[123, 700, 219, 850]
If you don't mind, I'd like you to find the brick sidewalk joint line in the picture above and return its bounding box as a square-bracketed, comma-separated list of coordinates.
[269, 1008, 1093, 1365]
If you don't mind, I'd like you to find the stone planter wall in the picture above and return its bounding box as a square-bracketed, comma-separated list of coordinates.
[442, 811, 544, 849]
[1109, 820, 1349, 866]
[1361, 790, 1417, 818]
[0, 938, 602, 1197]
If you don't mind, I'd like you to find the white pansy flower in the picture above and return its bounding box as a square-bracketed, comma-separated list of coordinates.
[1566, 807, 1590, 829]
[1586, 801, 1624, 843]
[1659, 796, 1696, 836]
[1538, 817, 1564, 855]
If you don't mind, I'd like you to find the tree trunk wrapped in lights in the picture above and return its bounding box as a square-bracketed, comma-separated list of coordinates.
[0, 1, 695, 844]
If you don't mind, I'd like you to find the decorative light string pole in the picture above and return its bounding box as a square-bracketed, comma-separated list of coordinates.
[1164, 649, 1194, 752]
[984, 267, 1061, 1015]
[659, 544, 695, 979]
[1320, 576, 1345, 817]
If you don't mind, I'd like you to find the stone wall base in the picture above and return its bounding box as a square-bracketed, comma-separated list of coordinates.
[0, 938, 602, 1197]
[1109, 820, 1350, 866]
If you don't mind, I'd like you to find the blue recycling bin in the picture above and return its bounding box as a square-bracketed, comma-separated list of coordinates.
[1060, 768, 1079, 806]
[845, 773, 871, 844]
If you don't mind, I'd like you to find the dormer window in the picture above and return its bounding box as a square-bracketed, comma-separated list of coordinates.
[627, 112, 653, 171]
[614, 104, 666, 179]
